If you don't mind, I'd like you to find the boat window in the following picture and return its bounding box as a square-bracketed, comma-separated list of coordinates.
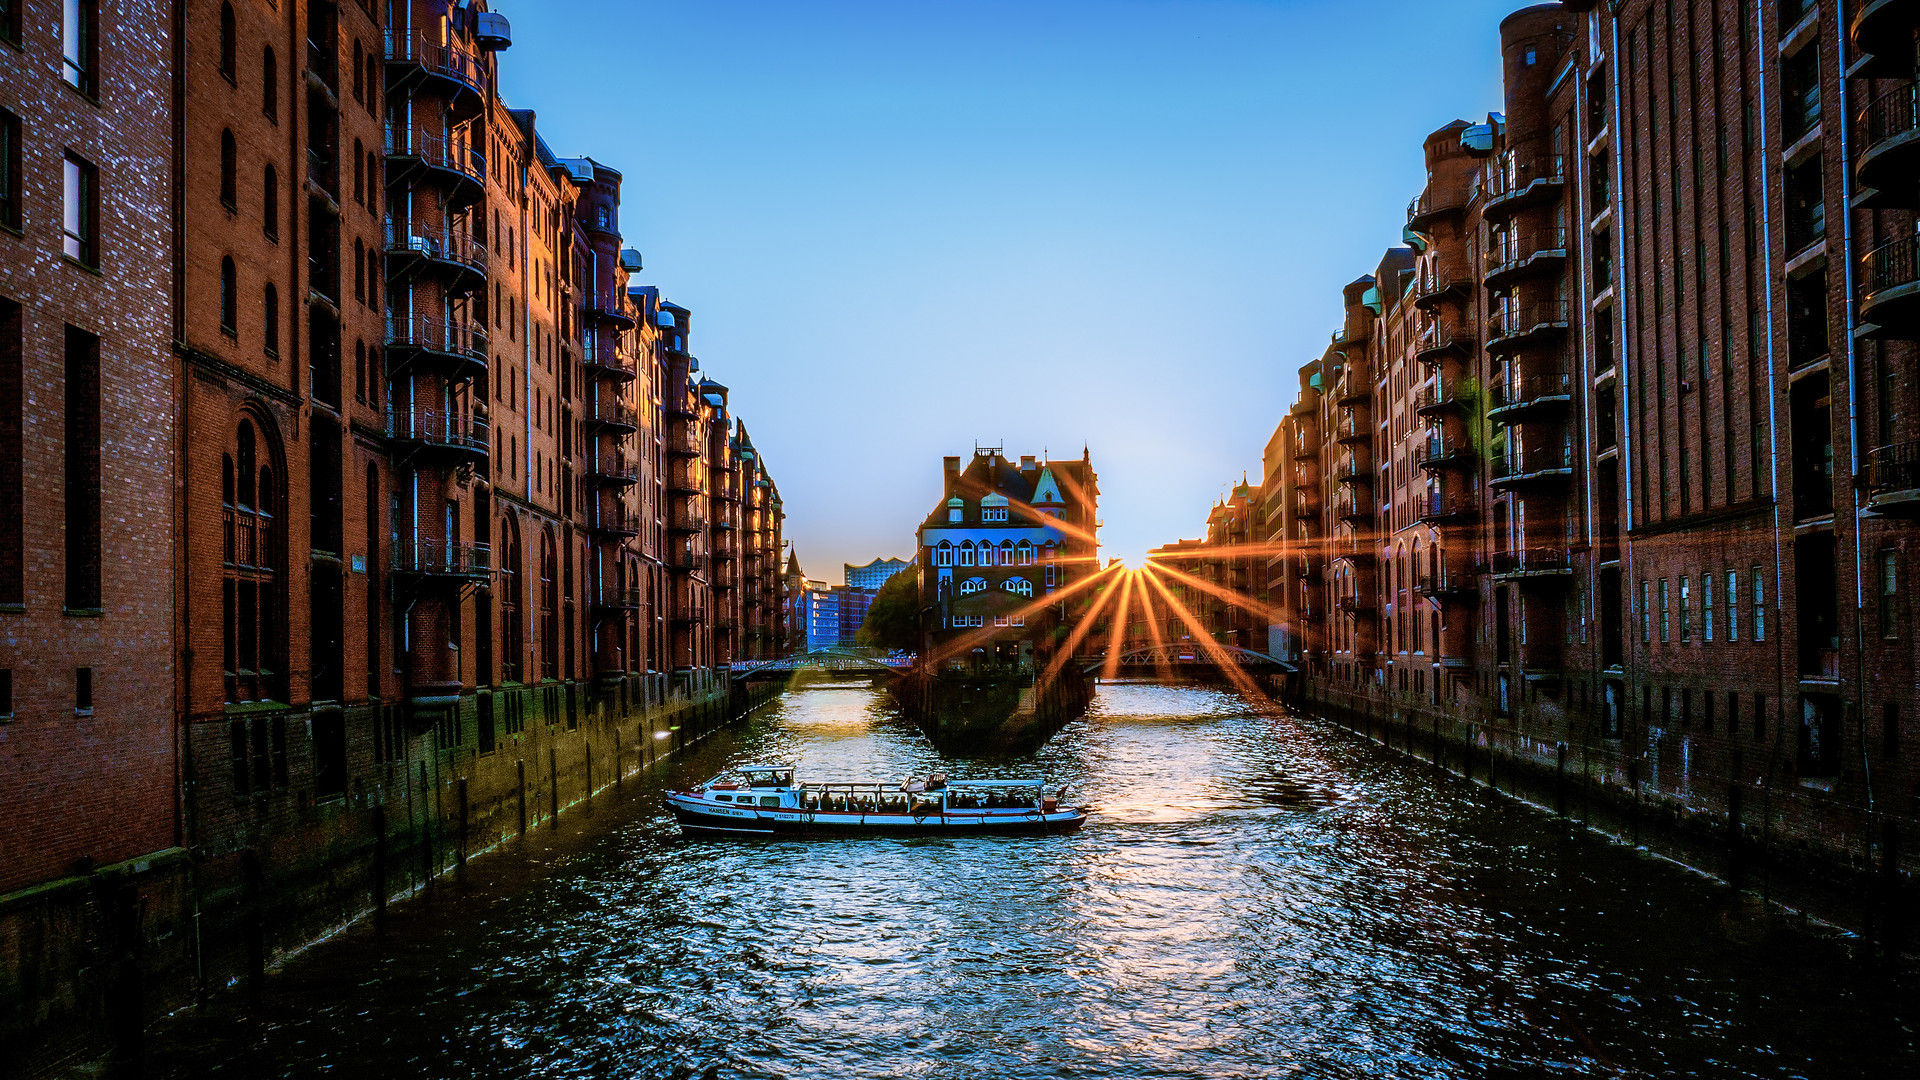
[714, 794, 732, 801]
[758, 796, 780, 807]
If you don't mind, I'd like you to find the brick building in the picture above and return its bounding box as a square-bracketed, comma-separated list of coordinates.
[1, 1, 789, 1067]
[916, 448, 1099, 668]
[1203, 1, 1919, 889]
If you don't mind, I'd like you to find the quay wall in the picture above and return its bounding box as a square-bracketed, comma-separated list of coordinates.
[1280, 676, 1917, 956]
[0, 679, 781, 1079]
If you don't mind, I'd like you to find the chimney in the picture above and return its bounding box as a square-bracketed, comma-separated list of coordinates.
[943, 455, 961, 494]
[1020, 455, 1036, 471]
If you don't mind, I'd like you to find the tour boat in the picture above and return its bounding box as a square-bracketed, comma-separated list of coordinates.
[666, 764, 1088, 837]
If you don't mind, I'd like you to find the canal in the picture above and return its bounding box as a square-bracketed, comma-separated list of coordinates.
[144, 682, 1916, 1079]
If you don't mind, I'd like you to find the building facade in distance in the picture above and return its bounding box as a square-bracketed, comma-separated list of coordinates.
[845, 556, 910, 591]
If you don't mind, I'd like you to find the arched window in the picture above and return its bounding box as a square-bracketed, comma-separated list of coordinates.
[354, 341, 366, 402]
[366, 54, 379, 115]
[220, 256, 237, 335]
[219, 130, 237, 208]
[218, 3, 236, 79]
[959, 577, 988, 595]
[934, 540, 954, 567]
[500, 516, 523, 682]
[366, 245, 381, 311]
[351, 39, 363, 102]
[263, 282, 278, 356]
[352, 138, 364, 204]
[958, 541, 975, 567]
[223, 418, 282, 703]
[262, 164, 278, 239]
[540, 531, 557, 680]
[262, 47, 278, 122]
[1016, 540, 1034, 565]
[1003, 577, 1033, 597]
[1000, 541, 1015, 566]
[352, 236, 364, 302]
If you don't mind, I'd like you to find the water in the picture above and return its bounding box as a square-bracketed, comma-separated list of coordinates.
[145, 683, 1917, 1078]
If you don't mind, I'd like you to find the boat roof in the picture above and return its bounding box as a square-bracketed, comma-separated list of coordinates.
[944, 779, 1045, 787]
[737, 764, 792, 772]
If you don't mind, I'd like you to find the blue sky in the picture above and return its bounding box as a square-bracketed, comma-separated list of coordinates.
[498, 0, 1521, 580]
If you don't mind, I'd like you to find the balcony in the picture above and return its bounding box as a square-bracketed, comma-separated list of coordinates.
[1489, 547, 1573, 582]
[392, 538, 491, 581]
[1414, 491, 1475, 524]
[665, 433, 702, 457]
[588, 451, 639, 487]
[384, 225, 487, 292]
[1333, 454, 1370, 485]
[1850, 0, 1920, 79]
[384, 30, 485, 117]
[1481, 153, 1566, 221]
[712, 543, 738, 562]
[586, 400, 639, 435]
[667, 465, 702, 494]
[1485, 302, 1570, 357]
[1291, 433, 1318, 461]
[1488, 447, 1575, 490]
[593, 587, 642, 613]
[1335, 410, 1368, 444]
[1865, 441, 1920, 518]
[385, 127, 486, 206]
[589, 294, 637, 329]
[1335, 595, 1373, 615]
[668, 549, 702, 572]
[1414, 322, 1473, 365]
[589, 506, 639, 537]
[1412, 272, 1470, 311]
[1860, 235, 1920, 341]
[1854, 83, 1918, 210]
[385, 314, 488, 382]
[1406, 184, 1466, 232]
[1294, 559, 1322, 583]
[386, 406, 489, 464]
[583, 347, 637, 382]
[1414, 377, 1471, 417]
[1484, 229, 1569, 290]
[1415, 435, 1472, 471]
[669, 510, 707, 534]
[1415, 568, 1479, 601]
[1335, 365, 1372, 406]
[1487, 368, 1574, 423]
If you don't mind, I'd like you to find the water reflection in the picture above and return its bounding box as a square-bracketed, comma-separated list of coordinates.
[145, 682, 1915, 1079]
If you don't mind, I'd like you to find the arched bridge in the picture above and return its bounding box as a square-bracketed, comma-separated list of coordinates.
[1085, 643, 1296, 676]
[730, 648, 913, 680]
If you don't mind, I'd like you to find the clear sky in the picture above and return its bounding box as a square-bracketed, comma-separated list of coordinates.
[497, 0, 1523, 582]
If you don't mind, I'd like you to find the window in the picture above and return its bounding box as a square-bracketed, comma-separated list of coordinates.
[220, 130, 237, 209]
[64, 326, 99, 611]
[352, 38, 364, 102]
[262, 46, 278, 122]
[1659, 579, 1670, 642]
[352, 236, 364, 301]
[62, 153, 97, 267]
[1753, 567, 1766, 641]
[1003, 577, 1033, 597]
[264, 283, 278, 356]
[934, 541, 953, 567]
[220, 256, 237, 335]
[539, 531, 557, 680]
[0, 668, 10, 719]
[62, 0, 96, 96]
[1703, 572, 1714, 643]
[999, 542, 1014, 566]
[228, 715, 288, 798]
[1045, 565, 1058, 588]
[1885, 703, 1900, 761]
[983, 506, 1008, 522]
[223, 419, 282, 703]
[1783, 46, 1820, 144]
[74, 667, 91, 714]
[959, 577, 988, 595]
[263, 164, 278, 239]
[958, 542, 975, 567]
[1727, 569, 1739, 641]
[353, 138, 364, 205]
[1639, 579, 1650, 642]
[0, 109, 20, 232]
[1880, 550, 1898, 639]
[1785, 156, 1824, 253]
[218, 3, 236, 79]
[0, 0, 19, 46]
[1017, 540, 1034, 565]
[1679, 576, 1690, 642]
[354, 341, 365, 401]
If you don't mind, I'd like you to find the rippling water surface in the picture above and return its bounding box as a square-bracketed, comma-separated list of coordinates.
[149, 683, 1917, 1078]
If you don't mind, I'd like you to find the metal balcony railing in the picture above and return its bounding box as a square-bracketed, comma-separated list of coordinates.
[1489, 547, 1573, 578]
[1482, 152, 1566, 217]
[1415, 491, 1475, 522]
[1407, 184, 1466, 229]
[594, 587, 642, 610]
[386, 406, 489, 453]
[386, 313, 489, 366]
[587, 400, 639, 431]
[1488, 368, 1575, 420]
[1485, 302, 1570, 352]
[1863, 234, 1918, 299]
[393, 538, 491, 577]
[385, 126, 486, 187]
[384, 30, 484, 98]
[1415, 568, 1479, 599]
[1416, 435, 1472, 469]
[384, 224, 488, 276]
[1866, 441, 1920, 497]
[590, 507, 638, 535]
[589, 451, 638, 484]
[1485, 228, 1569, 282]
[1415, 377, 1472, 415]
[1489, 447, 1575, 484]
[1414, 321, 1472, 361]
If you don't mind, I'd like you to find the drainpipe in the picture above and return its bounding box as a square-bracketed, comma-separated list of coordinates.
[521, 160, 533, 504]
[1833, 9, 1873, 818]
[1608, 11, 1636, 740]
[1757, 0, 1788, 770]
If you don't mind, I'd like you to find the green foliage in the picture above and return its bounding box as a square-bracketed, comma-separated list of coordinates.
[856, 569, 920, 650]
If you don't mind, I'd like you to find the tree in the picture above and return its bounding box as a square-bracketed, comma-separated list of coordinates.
[856, 568, 920, 651]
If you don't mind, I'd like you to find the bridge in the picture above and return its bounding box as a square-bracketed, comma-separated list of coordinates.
[1084, 643, 1296, 676]
[729, 648, 913, 680]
